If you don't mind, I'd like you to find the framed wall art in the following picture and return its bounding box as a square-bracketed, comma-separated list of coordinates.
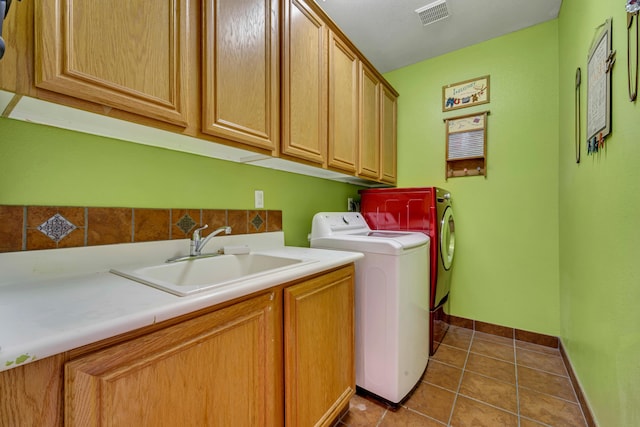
[442, 75, 490, 112]
[444, 111, 489, 179]
[586, 18, 614, 153]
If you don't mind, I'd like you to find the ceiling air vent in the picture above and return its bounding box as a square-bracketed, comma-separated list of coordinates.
[415, 0, 449, 26]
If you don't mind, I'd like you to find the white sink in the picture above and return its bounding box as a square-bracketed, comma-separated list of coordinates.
[111, 253, 316, 296]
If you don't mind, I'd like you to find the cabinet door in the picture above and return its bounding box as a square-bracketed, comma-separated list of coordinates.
[327, 32, 359, 173]
[36, 0, 189, 126]
[380, 85, 398, 184]
[0, 354, 65, 427]
[202, 0, 279, 151]
[358, 63, 380, 179]
[65, 292, 281, 427]
[282, 0, 328, 166]
[284, 266, 355, 427]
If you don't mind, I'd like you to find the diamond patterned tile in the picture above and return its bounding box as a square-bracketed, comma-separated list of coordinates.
[250, 212, 265, 233]
[37, 213, 77, 243]
[176, 213, 197, 235]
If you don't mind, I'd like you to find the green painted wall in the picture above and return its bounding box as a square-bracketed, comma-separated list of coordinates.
[384, 20, 561, 336]
[558, 1, 640, 426]
[0, 118, 360, 247]
[3, 5, 638, 423]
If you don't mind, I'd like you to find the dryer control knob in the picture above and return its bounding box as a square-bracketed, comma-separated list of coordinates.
[443, 193, 451, 200]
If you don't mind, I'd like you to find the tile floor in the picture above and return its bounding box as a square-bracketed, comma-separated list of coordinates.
[337, 326, 588, 427]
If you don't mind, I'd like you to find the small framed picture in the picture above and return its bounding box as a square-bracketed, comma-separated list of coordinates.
[586, 18, 612, 146]
[442, 75, 490, 112]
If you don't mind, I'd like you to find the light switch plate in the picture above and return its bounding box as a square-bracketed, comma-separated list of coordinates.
[255, 190, 264, 208]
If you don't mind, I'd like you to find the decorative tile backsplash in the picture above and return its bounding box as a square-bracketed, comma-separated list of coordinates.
[37, 213, 77, 242]
[0, 205, 283, 253]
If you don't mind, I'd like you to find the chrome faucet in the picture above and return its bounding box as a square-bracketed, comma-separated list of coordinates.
[190, 224, 232, 256]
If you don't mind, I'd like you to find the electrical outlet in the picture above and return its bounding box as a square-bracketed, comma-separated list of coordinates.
[347, 198, 354, 212]
[255, 190, 264, 208]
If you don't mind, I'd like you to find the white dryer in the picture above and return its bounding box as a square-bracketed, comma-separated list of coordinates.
[310, 212, 430, 404]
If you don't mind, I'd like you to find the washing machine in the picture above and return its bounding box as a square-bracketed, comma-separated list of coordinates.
[359, 187, 456, 355]
[309, 212, 430, 405]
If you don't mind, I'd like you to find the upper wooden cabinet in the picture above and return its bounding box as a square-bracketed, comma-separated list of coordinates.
[358, 63, 381, 180]
[2, 0, 397, 184]
[35, 0, 190, 127]
[380, 85, 398, 184]
[281, 0, 328, 166]
[327, 31, 359, 174]
[357, 63, 398, 184]
[202, 0, 279, 152]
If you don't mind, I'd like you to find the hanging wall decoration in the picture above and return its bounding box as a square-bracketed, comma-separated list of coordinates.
[444, 111, 489, 179]
[587, 18, 615, 154]
[575, 68, 582, 163]
[442, 75, 490, 112]
[627, 1, 639, 101]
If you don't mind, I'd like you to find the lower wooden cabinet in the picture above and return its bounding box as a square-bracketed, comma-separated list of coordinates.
[0, 265, 356, 426]
[65, 291, 281, 426]
[0, 353, 65, 426]
[284, 266, 355, 427]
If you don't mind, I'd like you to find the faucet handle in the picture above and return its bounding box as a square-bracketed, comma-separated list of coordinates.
[192, 224, 208, 240]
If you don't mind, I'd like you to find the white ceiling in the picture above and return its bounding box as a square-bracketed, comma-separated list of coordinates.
[315, 0, 563, 73]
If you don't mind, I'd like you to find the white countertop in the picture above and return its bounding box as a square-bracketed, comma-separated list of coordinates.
[0, 232, 363, 372]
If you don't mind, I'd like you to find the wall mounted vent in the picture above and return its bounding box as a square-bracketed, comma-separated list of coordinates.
[415, 0, 449, 26]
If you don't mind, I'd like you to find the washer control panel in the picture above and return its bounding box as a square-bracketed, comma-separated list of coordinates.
[310, 212, 370, 238]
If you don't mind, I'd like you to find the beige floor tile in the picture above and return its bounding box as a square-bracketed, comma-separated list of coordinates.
[338, 394, 387, 426]
[344, 328, 587, 427]
[470, 339, 515, 362]
[423, 360, 463, 392]
[431, 344, 468, 369]
[441, 326, 473, 350]
[379, 407, 445, 426]
[465, 353, 516, 384]
[518, 366, 577, 402]
[519, 417, 549, 427]
[458, 371, 518, 413]
[515, 340, 561, 356]
[519, 387, 587, 427]
[516, 348, 568, 376]
[450, 396, 518, 427]
[473, 331, 514, 346]
[403, 382, 456, 423]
